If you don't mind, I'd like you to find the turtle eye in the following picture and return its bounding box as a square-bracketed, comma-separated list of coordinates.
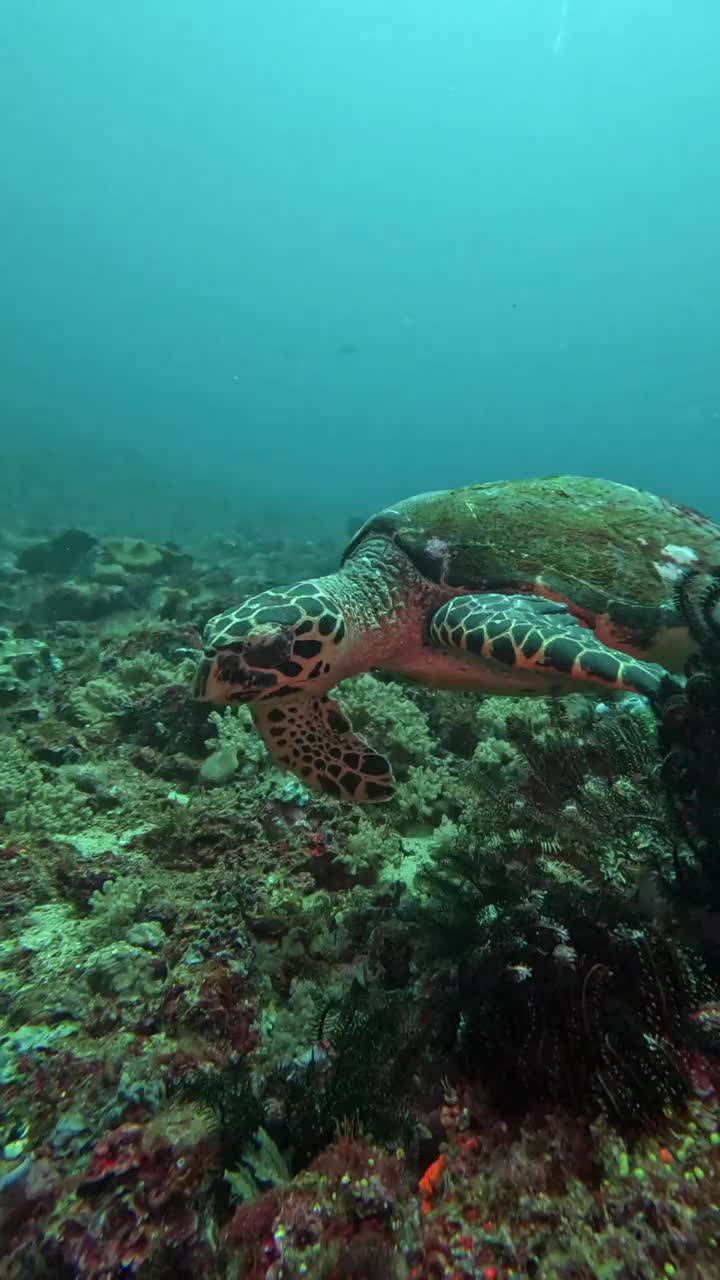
[204, 647, 217, 659]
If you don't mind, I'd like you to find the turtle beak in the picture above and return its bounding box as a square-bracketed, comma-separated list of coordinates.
[193, 655, 248, 704]
[193, 653, 245, 704]
[192, 652, 241, 703]
[192, 649, 278, 704]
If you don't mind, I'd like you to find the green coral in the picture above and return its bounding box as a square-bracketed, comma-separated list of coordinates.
[83, 941, 164, 1000]
[395, 759, 463, 823]
[89, 874, 147, 932]
[335, 673, 434, 770]
[66, 676, 131, 725]
[115, 651, 184, 691]
[203, 707, 268, 781]
[0, 743, 91, 837]
[338, 816, 403, 882]
[258, 978, 325, 1069]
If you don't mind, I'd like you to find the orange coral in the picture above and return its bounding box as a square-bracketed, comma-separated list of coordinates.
[418, 1152, 447, 1214]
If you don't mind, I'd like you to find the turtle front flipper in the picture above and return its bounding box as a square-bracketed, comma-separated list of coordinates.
[429, 593, 675, 699]
[251, 695, 395, 803]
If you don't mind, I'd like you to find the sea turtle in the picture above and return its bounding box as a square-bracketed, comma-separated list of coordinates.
[193, 476, 720, 803]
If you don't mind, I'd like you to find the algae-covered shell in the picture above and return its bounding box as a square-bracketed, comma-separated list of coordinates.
[343, 476, 720, 616]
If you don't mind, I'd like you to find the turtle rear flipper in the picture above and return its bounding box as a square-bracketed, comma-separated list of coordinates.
[252, 695, 395, 802]
[429, 593, 673, 699]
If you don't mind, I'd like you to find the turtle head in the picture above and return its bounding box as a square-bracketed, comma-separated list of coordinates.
[193, 584, 349, 705]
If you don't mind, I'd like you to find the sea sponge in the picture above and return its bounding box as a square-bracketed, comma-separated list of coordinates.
[199, 744, 239, 786]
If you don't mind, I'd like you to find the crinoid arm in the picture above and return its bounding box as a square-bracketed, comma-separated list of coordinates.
[674, 565, 720, 666]
[429, 593, 672, 698]
[252, 695, 395, 803]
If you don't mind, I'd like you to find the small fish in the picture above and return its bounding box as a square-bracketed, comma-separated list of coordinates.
[506, 962, 533, 983]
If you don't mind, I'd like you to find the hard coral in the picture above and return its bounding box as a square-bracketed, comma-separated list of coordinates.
[52, 1108, 219, 1278]
[331, 1235, 403, 1280]
[16, 528, 97, 576]
[162, 963, 258, 1057]
[195, 967, 259, 1054]
[412, 1098, 720, 1280]
[42, 581, 133, 623]
[96, 537, 165, 577]
[224, 1187, 280, 1252]
[0, 1156, 60, 1265]
[224, 1137, 406, 1280]
[120, 683, 212, 756]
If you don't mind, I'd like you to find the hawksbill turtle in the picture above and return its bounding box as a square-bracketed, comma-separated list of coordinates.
[193, 476, 720, 803]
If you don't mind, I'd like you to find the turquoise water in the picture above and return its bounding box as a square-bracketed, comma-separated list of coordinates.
[2, 1, 719, 537]
[3, 10, 720, 1275]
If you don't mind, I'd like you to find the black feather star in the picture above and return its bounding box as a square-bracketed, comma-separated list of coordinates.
[673, 563, 720, 668]
[656, 565, 720, 841]
[415, 849, 719, 1127]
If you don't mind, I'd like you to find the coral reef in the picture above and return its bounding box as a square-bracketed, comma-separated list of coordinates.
[2, 526, 720, 1279]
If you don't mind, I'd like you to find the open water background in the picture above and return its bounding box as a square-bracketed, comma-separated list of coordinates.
[2, 1, 718, 542]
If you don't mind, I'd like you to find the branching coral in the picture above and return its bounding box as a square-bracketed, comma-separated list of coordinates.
[201, 706, 268, 785]
[46, 1108, 219, 1277]
[335, 673, 435, 772]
